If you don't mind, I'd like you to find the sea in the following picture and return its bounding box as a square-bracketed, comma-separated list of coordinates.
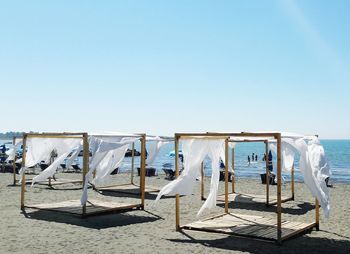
[1, 139, 349, 183]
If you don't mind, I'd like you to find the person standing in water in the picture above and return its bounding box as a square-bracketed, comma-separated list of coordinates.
[248, 155, 251, 165]
[255, 154, 258, 161]
[252, 153, 255, 162]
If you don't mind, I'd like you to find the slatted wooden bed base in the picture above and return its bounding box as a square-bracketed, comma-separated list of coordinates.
[216, 192, 293, 205]
[181, 213, 316, 242]
[25, 199, 142, 216]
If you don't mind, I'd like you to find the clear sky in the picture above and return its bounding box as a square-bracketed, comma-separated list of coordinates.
[0, 0, 349, 138]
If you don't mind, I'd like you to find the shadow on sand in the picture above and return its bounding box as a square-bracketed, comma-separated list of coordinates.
[216, 201, 315, 215]
[98, 190, 179, 200]
[167, 230, 350, 254]
[23, 209, 161, 230]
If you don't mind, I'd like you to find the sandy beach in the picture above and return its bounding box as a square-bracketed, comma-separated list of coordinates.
[1, 172, 349, 254]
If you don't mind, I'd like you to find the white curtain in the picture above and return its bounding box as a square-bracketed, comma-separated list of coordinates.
[146, 138, 170, 165]
[65, 145, 82, 169]
[29, 138, 82, 184]
[80, 136, 138, 205]
[284, 137, 331, 217]
[32, 152, 71, 183]
[269, 139, 296, 172]
[5, 139, 23, 162]
[93, 145, 130, 185]
[156, 139, 225, 217]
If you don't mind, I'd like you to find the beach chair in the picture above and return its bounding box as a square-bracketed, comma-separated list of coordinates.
[137, 167, 157, 177]
[163, 168, 176, 180]
[219, 171, 233, 182]
[71, 164, 81, 172]
[260, 173, 277, 185]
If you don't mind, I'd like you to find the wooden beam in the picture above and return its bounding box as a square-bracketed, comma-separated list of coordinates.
[176, 132, 280, 139]
[224, 139, 229, 213]
[140, 135, 146, 209]
[231, 146, 235, 193]
[291, 164, 295, 200]
[201, 161, 204, 200]
[20, 134, 27, 210]
[26, 135, 82, 139]
[315, 198, 320, 230]
[39, 132, 87, 136]
[276, 133, 282, 244]
[175, 136, 180, 231]
[82, 133, 89, 216]
[131, 142, 135, 185]
[265, 141, 269, 206]
[12, 136, 17, 186]
[228, 139, 268, 143]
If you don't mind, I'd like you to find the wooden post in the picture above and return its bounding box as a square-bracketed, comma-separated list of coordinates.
[224, 138, 229, 214]
[276, 134, 282, 244]
[231, 146, 235, 193]
[315, 134, 320, 231]
[131, 142, 135, 185]
[82, 133, 89, 216]
[291, 163, 295, 200]
[265, 141, 269, 206]
[20, 134, 27, 210]
[201, 161, 204, 200]
[315, 198, 320, 230]
[175, 136, 180, 231]
[12, 137, 17, 186]
[140, 135, 146, 209]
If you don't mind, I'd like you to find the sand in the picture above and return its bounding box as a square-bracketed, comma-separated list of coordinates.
[1, 172, 349, 254]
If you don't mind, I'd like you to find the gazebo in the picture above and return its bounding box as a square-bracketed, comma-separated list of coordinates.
[20, 132, 147, 217]
[156, 132, 331, 244]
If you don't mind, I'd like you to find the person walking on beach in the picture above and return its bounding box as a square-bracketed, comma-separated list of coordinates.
[248, 155, 251, 165]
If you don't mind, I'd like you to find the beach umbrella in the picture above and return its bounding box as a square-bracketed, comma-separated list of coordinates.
[268, 150, 273, 171]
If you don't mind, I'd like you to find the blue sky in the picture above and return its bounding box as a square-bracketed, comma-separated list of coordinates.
[0, 0, 349, 138]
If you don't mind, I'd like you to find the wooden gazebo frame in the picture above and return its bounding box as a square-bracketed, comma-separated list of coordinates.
[21, 132, 146, 217]
[200, 139, 295, 206]
[96, 136, 169, 194]
[174, 132, 319, 244]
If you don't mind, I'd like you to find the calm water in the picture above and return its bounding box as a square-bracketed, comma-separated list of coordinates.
[1, 139, 349, 183]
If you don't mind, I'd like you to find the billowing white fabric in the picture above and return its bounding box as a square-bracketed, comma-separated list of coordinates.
[91, 131, 141, 138]
[24, 138, 80, 168]
[156, 139, 225, 217]
[80, 136, 138, 205]
[5, 139, 23, 162]
[32, 152, 71, 184]
[65, 145, 82, 169]
[146, 138, 170, 165]
[284, 137, 331, 217]
[269, 139, 296, 172]
[29, 138, 82, 185]
[93, 145, 129, 185]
